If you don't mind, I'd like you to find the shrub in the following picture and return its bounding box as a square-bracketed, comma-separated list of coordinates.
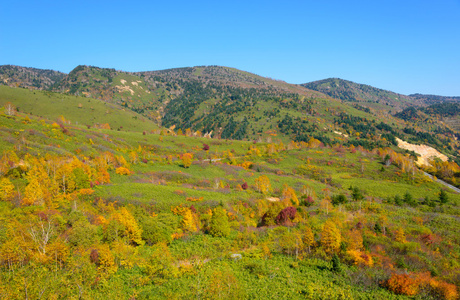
[209, 207, 230, 237]
[181, 153, 193, 168]
[115, 167, 131, 175]
[331, 194, 348, 206]
[385, 273, 419, 296]
[275, 207, 296, 225]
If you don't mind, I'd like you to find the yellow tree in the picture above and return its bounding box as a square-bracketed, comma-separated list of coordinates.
[0, 177, 15, 201]
[55, 162, 76, 194]
[255, 175, 271, 194]
[281, 184, 299, 206]
[22, 178, 44, 206]
[116, 155, 130, 169]
[95, 244, 118, 276]
[111, 207, 144, 246]
[320, 198, 332, 215]
[280, 230, 303, 259]
[0, 150, 19, 176]
[96, 165, 111, 184]
[394, 227, 406, 243]
[181, 208, 200, 233]
[181, 153, 193, 168]
[129, 151, 138, 164]
[347, 229, 363, 251]
[321, 220, 342, 255]
[302, 225, 315, 253]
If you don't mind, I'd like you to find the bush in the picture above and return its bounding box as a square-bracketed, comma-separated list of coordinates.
[275, 207, 296, 225]
[209, 207, 230, 237]
[331, 194, 348, 206]
[115, 167, 131, 175]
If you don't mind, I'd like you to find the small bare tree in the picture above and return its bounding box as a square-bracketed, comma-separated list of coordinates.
[4, 102, 16, 116]
[29, 217, 54, 255]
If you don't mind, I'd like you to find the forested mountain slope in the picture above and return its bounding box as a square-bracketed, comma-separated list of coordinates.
[301, 78, 425, 113]
[0, 65, 66, 90]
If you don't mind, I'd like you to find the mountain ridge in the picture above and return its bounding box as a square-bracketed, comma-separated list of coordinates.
[2, 63, 460, 164]
[2, 64, 459, 102]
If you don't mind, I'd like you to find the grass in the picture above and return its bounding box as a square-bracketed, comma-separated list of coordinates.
[0, 85, 159, 132]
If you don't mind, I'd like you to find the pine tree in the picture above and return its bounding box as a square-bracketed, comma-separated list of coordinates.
[331, 254, 342, 272]
[439, 189, 449, 204]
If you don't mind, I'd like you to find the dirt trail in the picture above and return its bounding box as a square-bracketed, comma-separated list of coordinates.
[423, 172, 460, 193]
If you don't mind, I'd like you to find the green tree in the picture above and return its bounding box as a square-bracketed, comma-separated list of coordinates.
[350, 186, 363, 201]
[331, 194, 348, 206]
[141, 218, 173, 245]
[439, 189, 449, 204]
[331, 254, 342, 272]
[209, 207, 230, 237]
[403, 191, 416, 206]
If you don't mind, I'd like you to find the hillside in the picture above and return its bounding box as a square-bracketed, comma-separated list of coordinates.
[51, 65, 331, 135]
[395, 102, 460, 134]
[46, 66, 403, 146]
[0, 85, 159, 133]
[410, 93, 460, 105]
[301, 78, 424, 113]
[0, 65, 66, 90]
[0, 102, 459, 298]
[2, 64, 460, 165]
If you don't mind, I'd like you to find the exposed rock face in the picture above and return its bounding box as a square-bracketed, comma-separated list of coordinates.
[396, 137, 448, 166]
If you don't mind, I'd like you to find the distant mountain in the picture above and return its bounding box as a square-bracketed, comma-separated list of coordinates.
[0, 65, 66, 90]
[409, 93, 460, 104]
[301, 78, 424, 113]
[396, 102, 460, 133]
[48, 65, 337, 141]
[2, 64, 460, 162]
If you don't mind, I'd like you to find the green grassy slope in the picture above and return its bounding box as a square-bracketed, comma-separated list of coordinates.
[0, 85, 159, 132]
[1, 107, 459, 298]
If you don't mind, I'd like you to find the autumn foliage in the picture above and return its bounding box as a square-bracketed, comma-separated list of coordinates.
[181, 153, 193, 168]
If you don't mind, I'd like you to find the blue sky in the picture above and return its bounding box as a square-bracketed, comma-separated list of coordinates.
[1, 0, 459, 95]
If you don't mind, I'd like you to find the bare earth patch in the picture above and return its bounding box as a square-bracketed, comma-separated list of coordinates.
[115, 85, 134, 95]
[266, 197, 280, 202]
[334, 131, 349, 138]
[396, 137, 448, 166]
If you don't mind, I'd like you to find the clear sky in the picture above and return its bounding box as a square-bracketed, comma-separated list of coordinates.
[1, 0, 459, 95]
